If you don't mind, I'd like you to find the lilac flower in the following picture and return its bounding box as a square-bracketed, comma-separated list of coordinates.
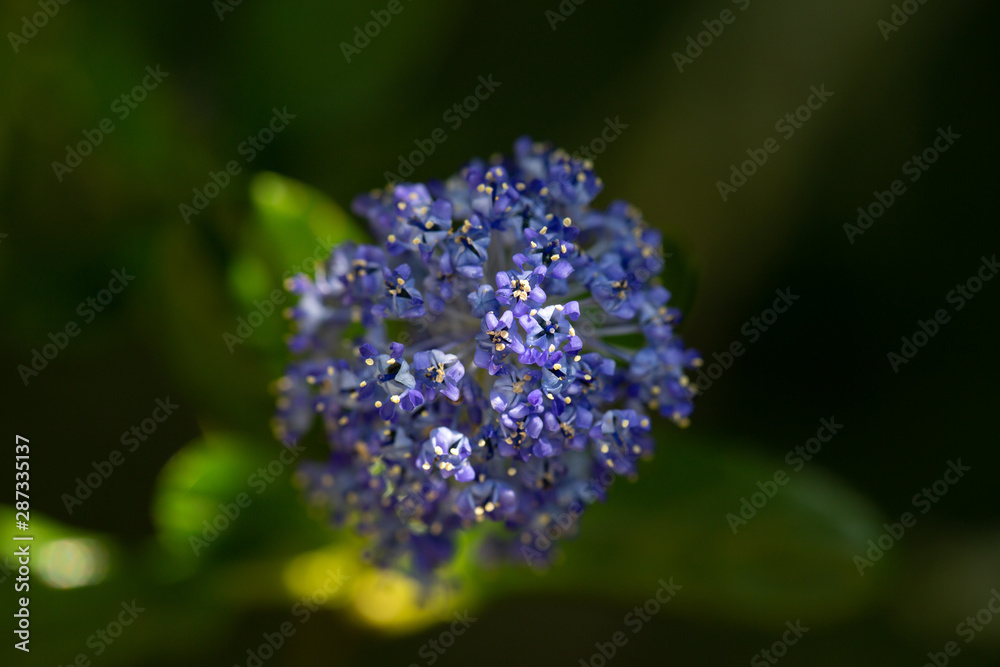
[413, 349, 465, 401]
[468, 284, 500, 318]
[328, 243, 385, 301]
[357, 342, 424, 420]
[441, 215, 491, 279]
[417, 427, 475, 482]
[391, 184, 452, 258]
[518, 301, 582, 366]
[495, 263, 547, 317]
[275, 137, 701, 578]
[456, 480, 517, 521]
[518, 228, 576, 281]
[474, 310, 525, 375]
[540, 404, 593, 453]
[587, 256, 641, 319]
[373, 264, 425, 319]
[590, 409, 653, 475]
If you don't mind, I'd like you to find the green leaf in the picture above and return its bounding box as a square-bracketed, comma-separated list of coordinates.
[472, 434, 885, 627]
[152, 432, 329, 574]
[224, 172, 368, 367]
[0, 505, 230, 665]
[238, 171, 368, 298]
[252, 172, 364, 247]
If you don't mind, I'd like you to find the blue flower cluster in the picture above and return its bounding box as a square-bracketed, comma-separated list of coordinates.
[274, 138, 700, 576]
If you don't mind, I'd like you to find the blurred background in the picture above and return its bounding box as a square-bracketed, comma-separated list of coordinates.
[2, 0, 999, 665]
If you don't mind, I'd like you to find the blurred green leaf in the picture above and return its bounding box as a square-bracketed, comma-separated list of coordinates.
[152, 432, 329, 575]
[473, 434, 886, 628]
[237, 171, 368, 300]
[223, 172, 369, 369]
[0, 505, 229, 666]
[251, 172, 366, 253]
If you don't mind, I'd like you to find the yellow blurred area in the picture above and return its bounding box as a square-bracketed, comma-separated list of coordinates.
[37, 538, 110, 589]
[282, 544, 470, 633]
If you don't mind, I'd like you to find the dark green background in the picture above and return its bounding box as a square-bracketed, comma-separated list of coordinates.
[1, 0, 998, 665]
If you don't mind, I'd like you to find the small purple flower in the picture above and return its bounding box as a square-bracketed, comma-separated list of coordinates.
[489, 367, 542, 416]
[565, 352, 618, 404]
[373, 264, 426, 319]
[629, 343, 700, 426]
[456, 480, 517, 521]
[441, 215, 491, 279]
[518, 301, 582, 366]
[417, 427, 474, 482]
[390, 184, 452, 258]
[490, 369, 545, 459]
[468, 284, 500, 318]
[588, 257, 641, 319]
[541, 404, 594, 453]
[495, 263, 547, 317]
[589, 409, 652, 475]
[637, 286, 682, 344]
[518, 228, 576, 281]
[328, 243, 385, 300]
[357, 342, 424, 420]
[469, 165, 520, 226]
[474, 310, 526, 375]
[413, 349, 465, 401]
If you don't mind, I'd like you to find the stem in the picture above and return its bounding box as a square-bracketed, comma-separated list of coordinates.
[582, 338, 636, 362]
[591, 325, 641, 337]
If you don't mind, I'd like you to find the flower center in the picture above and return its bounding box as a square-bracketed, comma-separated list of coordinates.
[488, 329, 509, 350]
[425, 363, 447, 384]
[512, 279, 531, 301]
[385, 276, 409, 296]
